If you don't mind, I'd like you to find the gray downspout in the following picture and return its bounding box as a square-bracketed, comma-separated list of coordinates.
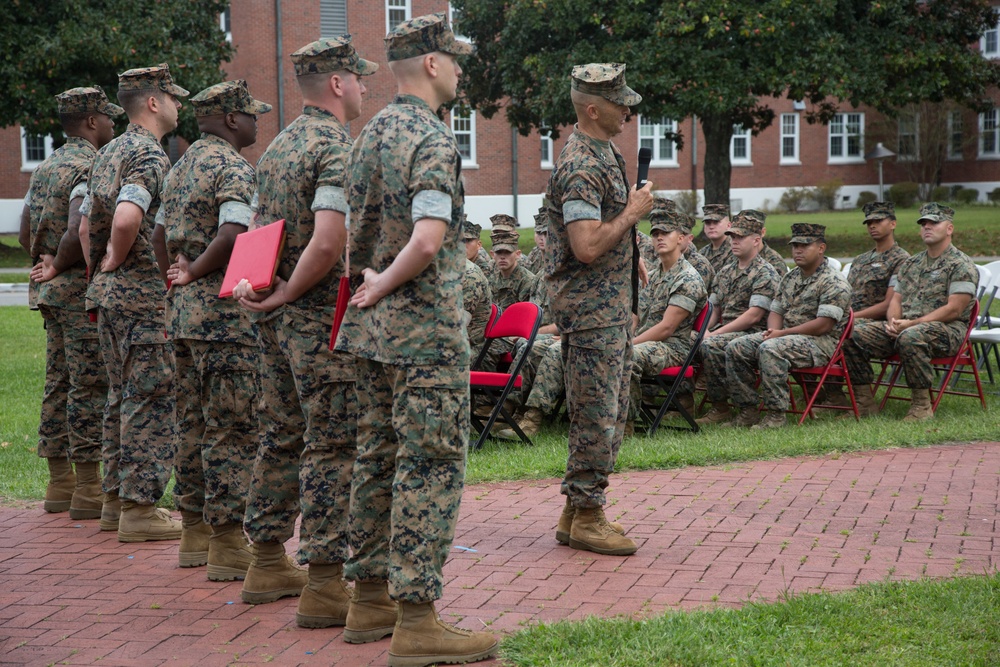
[275, 0, 285, 129]
[511, 126, 518, 220]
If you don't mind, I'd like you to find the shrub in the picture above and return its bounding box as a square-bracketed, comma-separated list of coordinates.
[988, 188, 1000, 204]
[779, 187, 811, 213]
[888, 181, 920, 208]
[674, 190, 700, 216]
[931, 186, 951, 202]
[955, 188, 979, 205]
[950, 184, 964, 199]
[856, 191, 878, 209]
[810, 178, 843, 210]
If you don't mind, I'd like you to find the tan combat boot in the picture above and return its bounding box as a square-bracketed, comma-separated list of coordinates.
[854, 390, 880, 417]
[695, 405, 733, 425]
[296, 563, 353, 628]
[241, 540, 308, 604]
[68, 461, 103, 519]
[100, 491, 122, 531]
[343, 580, 398, 644]
[178, 511, 212, 568]
[207, 523, 254, 581]
[118, 502, 182, 542]
[903, 388, 935, 422]
[555, 498, 623, 545]
[388, 601, 498, 667]
[496, 406, 543, 440]
[731, 408, 761, 427]
[752, 410, 786, 429]
[44, 457, 75, 513]
[568, 507, 638, 556]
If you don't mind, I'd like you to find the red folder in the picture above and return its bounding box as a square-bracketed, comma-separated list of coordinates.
[328, 276, 351, 350]
[219, 220, 285, 298]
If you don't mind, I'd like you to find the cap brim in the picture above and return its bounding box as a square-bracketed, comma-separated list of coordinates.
[347, 58, 380, 76]
[788, 237, 819, 245]
[726, 227, 754, 237]
[917, 215, 945, 223]
[165, 83, 190, 98]
[606, 85, 642, 107]
[442, 39, 474, 56]
[246, 99, 273, 114]
[492, 243, 517, 252]
[863, 214, 889, 223]
[102, 102, 125, 117]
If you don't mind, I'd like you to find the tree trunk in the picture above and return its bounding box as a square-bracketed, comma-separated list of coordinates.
[701, 113, 734, 209]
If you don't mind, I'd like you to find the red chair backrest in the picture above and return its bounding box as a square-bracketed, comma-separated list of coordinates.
[487, 301, 541, 340]
[485, 303, 501, 336]
[692, 302, 711, 334]
[964, 300, 981, 338]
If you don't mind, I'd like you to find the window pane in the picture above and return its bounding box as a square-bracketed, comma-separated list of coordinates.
[25, 135, 46, 162]
[831, 135, 843, 157]
[782, 137, 795, 158]
[640, 137, 653, 152]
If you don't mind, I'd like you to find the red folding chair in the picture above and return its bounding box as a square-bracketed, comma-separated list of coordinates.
[639, 302, 713, 435]
[878, 300, 987, 413]
[469, 302, 542, 449]
[788, 309, 859, 424]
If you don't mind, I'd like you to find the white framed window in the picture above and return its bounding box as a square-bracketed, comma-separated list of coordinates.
[451, 107, 477, 167]
[981, 12, 999, 58]
[897, 111, 918, 161]
[730, 124, 752, 165]
[20, 128, 53, 171]
[386, 0, 410, 33]
[540, 131, 554, 169]
[780, 113, 799, 164]
[980, 108, 1000, 157]
[219, 7, 231, 42]
[448, 2, 469, 41]
[828, 112, 864, 163]
[638, 115, 678, 166]
[947, 110, 964, 160]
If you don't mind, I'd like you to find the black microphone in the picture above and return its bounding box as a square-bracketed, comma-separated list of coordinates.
[636, 147, 652, 189]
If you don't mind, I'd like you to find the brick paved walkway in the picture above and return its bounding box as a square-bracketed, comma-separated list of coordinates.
[2, 442, 998, 666]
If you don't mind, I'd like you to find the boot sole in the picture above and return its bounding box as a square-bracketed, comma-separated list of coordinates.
[118, 530, 182, 543]
[388, 642, 498, 667]
[207, 564, 249, 582]
[555, 530, 569, 545]
[568, 537, 637, 556]
[295, 613, 347, 629]
[179, 550, 209, 567]
[342, 624, 394, 644]
[44, 500, 72, 513]
[241, 587, 303, 605]
[99, 518, 119, 531]
[69, 507, 102, 520]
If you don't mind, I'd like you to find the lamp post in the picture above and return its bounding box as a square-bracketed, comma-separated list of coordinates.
[865, 142, 896, 201]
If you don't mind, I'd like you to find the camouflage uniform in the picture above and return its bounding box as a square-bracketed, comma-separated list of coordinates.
[336, 76, 470, 602]
[463, 259, 494, 367]
[26, 90, 116, 466]
[160, 80, 270, 527]
[847, 203, 910, 313]
[242, 53, 373, 563]
[520, 246, 544, 275]
[545, 63, 641, 510]
[844, 206, 977, 389]
[727, 229, 851, 413]
[699, 241, 733, 275]
[637, 230, 658, 268]
[703, 252, 780, 404]
[683, 245, 715, 292]
[761, 241, 789, 276]
[474, 246, 492, 274]
[86, 66, 188, 504]
[488, 263, 535, 309]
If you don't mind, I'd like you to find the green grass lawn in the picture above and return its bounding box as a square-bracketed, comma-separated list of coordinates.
[0, 233, 30, 269]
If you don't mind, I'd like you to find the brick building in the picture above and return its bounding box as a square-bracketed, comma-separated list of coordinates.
[2, 0, 998, 232]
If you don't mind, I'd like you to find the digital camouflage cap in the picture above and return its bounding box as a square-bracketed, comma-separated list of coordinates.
[863, 200, 895, 223]
[191, 80, 272, 118]
[916, 202, 955, 224]
[56, 86, 124, 117]
[789, 223, 827, 245]
[385, 12, 473, 62]
[727, 214, 764, 237]
[118, 63, 189, 97]
[490, 223, 519, 252]
[648, 197, 686, 234]
[490, 213, 517, 229]
[570, 63, 641, 107]
[702, 203, 730, 222]
[462, 219, 482, 241]
[534, 206, 548, 233]
[732, 209, 767, 232]
[291, 35, 379, 76]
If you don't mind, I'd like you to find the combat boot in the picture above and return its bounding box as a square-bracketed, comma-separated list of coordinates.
[388, 601, 498, 667]
[99, 491, 121, 531]
[207, 523, 254, 581]
[296, 563, 353, 628]
[44, 457, 75, 513]
[730, 408, 761, 427]
[903, 389, 935, 422]
[568, 507, 638, 556]
[695, 405, 733, 425]
[178, 511, 212, 568]
[343, 580, 398, 644]
[118, 502, 182, 542]
[69, 461, 103, 519]
[854, 390, 880, 417]
[751, 410, 786, 429]
[555, 498, 623, 545]
[241, 540, 308, 604]
[496, 406, 543, 440]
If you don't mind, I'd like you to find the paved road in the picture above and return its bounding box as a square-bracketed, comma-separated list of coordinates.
[0, 283, 27, 307]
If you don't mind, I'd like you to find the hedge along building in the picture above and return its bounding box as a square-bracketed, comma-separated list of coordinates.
[1, 0, 998, 233]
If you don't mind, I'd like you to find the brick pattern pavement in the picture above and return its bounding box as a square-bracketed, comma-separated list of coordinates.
[1, 443, 998, 666]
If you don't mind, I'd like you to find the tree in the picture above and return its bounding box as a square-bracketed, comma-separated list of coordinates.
[1, 0, 233, 143]
[452, 0, 1000, 206]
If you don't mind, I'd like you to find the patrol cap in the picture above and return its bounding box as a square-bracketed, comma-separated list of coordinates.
[56, 87, 124, 117]
[191, 80, 272, 118]
[702, 203, 730, 223]
[648, 197, 686, 234]
[118, 63, 189, 98]
[570, 63, 642, 107]
[727, 214, 764, 237]
[789, 223, 827, 245]
[533, 207, 548, 233]
[385, 12, 473, 62]
[490, 213, 518, 229]
[291, 35, 379, 76]
[916, 202, 955, 224]
[732, 209, 767, 234]
[863, 201, 895, 223]
[462, 220, 482, 241]
[491, 227, 519, 253]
